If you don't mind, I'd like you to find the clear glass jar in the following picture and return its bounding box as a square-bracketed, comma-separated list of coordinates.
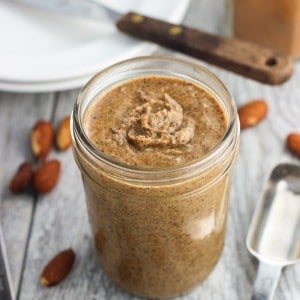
[228, 0, 300, 58]
[71, 56, 240, 298]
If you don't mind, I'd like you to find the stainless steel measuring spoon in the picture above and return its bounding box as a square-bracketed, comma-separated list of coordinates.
[247, 163, 300, 300]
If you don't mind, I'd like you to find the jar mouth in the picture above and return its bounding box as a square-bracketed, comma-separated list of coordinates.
[72, 56, 239, 177]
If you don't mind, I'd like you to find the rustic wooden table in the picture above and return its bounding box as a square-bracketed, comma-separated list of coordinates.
[1, 1, 299, 299]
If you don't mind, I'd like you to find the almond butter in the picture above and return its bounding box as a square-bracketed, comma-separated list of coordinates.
[40, 248, 75, 287]
[33, 160, 60, 193]
[238, 99, 268, 129]
[286, 133, 300, 157]
[56, 116, 71, 151]
[31, 120, 54, 159]
[9, 161, 33, 194]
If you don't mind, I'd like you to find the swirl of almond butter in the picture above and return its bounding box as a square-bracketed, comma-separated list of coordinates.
[114, 91, 195, 150]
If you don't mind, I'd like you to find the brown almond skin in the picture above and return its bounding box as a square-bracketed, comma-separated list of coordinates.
[238, 99, 268, 129]
[287, 133, 300, 157]
[56, 116, 72, 151]
[31, 120, 54, 159]
[9, 161, 33, 194]
[40, 248, 75, 287]
[33, 160, 60, 193]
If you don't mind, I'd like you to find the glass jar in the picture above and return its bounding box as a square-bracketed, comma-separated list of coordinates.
[71, 56, 240, 298]
[228, 0, 300, 58]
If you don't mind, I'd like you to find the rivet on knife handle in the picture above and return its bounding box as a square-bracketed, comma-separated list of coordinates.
[117, 12, 293, 85]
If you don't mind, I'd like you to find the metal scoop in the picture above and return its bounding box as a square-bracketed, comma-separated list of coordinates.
[246, 163, 300, 300]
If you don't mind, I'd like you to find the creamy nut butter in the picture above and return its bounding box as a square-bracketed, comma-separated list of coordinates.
[84, 76, 227, 167]
[71, 57, 240, 298]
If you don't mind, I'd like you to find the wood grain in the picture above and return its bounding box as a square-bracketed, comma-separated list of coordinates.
[0, 0, 299, 299]
[117, 13, 293, 85]
[0, 92, 54, 292]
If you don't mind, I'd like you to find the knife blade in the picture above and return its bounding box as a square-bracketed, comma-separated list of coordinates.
[16, 0, 293, 85]
[0, 222, 15, 300]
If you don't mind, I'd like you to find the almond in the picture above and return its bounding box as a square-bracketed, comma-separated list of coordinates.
[40, 248, 75, 287]
[33, 160, 60, 193]
[31, 120, 54, 159]
[9, 161, 33, 194]
[56, 116, 71, 151]
[238, 99, 268, 129]
[286, 133, 300, 157]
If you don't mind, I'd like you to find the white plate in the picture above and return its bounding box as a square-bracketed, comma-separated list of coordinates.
[0, 0, 190, 92]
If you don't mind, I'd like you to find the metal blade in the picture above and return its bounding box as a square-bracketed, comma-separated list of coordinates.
[0, 221, 15, 300]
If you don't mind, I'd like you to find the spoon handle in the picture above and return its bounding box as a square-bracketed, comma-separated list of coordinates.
[251, 262, 282, 300]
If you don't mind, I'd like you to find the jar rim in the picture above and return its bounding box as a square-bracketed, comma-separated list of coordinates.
[72, 56, 239, 179]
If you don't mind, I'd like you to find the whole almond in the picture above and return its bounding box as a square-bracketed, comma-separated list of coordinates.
[56, 116, 71, 151]
[33, 160, 60, 193]
[286, 133, 300, 157]
[9, 161, 33, 194]
[238, 99, 268, 129]
[40, 248, 75, 287]
[31, 120, 54, 159]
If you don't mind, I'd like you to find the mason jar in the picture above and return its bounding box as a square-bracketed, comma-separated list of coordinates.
[71, 56, 240, 298]
[227, 0, 300, 58]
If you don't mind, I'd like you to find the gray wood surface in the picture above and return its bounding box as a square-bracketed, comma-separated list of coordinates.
[1, 0, 300, 299]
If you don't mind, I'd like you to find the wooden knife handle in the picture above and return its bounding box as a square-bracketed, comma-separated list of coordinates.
[117, 12, 293, 85]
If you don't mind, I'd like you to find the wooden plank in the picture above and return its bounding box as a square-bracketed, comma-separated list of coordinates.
[211, 62, 300, 300]
[18, 90, 107, 300]
[0, 92, 54, 293]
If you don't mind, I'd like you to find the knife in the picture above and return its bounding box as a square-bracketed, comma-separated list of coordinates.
[18, 0, 293, 85]
[0, 221, 15, 300]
